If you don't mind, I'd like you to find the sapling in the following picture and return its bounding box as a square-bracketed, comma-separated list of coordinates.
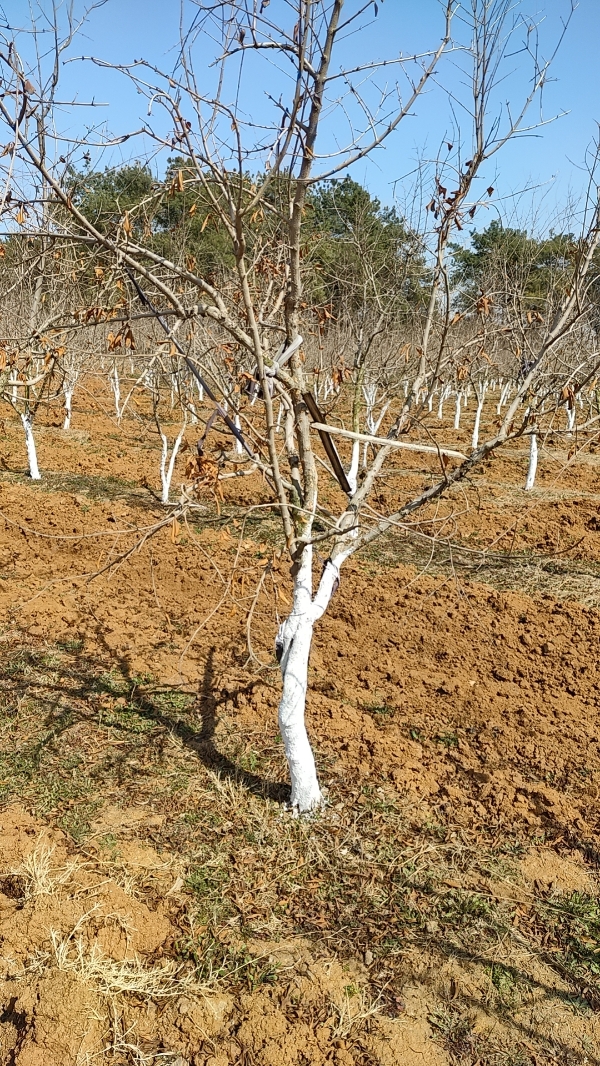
[7, 0, 597, 815]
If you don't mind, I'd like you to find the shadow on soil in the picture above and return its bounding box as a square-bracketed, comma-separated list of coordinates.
[2, 633, 600, 1063]
[0, 633, 290, 814]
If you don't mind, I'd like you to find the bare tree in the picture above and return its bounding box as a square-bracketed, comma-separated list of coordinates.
[1, 0, 598, 813]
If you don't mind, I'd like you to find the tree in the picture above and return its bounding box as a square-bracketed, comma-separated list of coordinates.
[73, 164, 155, 237]
[1, 0, 596, 815]
[451, 219, 576, 316]
[307, 175, 426, 316]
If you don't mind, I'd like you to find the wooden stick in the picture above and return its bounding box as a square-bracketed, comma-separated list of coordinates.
[302, 393, 352, 494]
[310, 423, 467, 460]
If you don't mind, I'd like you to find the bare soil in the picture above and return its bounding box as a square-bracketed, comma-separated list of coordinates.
[1, 392, 600, 1064]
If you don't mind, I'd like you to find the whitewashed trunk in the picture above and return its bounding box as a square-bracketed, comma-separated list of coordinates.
[110, 366, 121, 423]
[525, 432, 538, 491]
[21, 413, 40, 480]
[276, 545, 351, 813]
[160, 425, 186, 504]
[472, 390, 486, 450]
[497, 382, 510, 415]
[454, 393, 462, 430]
[63, 387, 74, 430]
[347, 439, 360, 495]
[234, 414, 243, 455]
[566, 407, 576, 434]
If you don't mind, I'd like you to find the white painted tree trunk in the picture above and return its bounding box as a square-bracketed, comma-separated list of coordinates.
[234, 413, 243, 455]
[347, 439, 361, 495]
[276, 544, 352, 813]
[110, 366, 121, 423]
[566, 406, 576, 434]
[471, 386, 487, 450]
[454, 393, 462, 430]
[497, 382, 510, 415]
[21, 413, 40, 480]
[362, 387, 390, 467]
[525, 431, 538, 491]
[160, 424, 186, 504]
[63, 387, 74, 430]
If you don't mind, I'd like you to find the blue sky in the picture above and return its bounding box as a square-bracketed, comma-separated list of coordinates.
[2, 0, 599, 232]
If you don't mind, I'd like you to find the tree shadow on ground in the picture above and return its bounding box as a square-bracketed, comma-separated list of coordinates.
[430, 936, 600, 1065]
[3, 632, 600, 1063]
[0, 631, 290, 810]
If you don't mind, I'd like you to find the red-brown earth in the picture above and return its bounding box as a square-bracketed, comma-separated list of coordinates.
[0, 387, 599, 1065]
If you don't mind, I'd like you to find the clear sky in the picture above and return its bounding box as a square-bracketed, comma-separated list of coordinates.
[2, 0, 599, 232]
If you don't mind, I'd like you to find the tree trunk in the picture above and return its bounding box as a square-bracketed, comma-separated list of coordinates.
[347, 439, 360, 495]
[275, 545, 344, 812]
[234, 413, 244, 455]
[525, 431, 538, 491]
[472, 391, 486, 450]
[21, 413, 40, 480]
[63, 386, 74, 430]
[159, 424, 186, 504]
[110, 366, 121, 423]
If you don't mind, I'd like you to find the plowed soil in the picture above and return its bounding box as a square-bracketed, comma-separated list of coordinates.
[1, 388, 600, 1065]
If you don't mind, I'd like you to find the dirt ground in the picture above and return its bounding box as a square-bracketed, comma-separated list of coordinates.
[1, 388, 600, 1064]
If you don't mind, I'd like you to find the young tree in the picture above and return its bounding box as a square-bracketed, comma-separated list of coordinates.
[2, 0, 597, 814]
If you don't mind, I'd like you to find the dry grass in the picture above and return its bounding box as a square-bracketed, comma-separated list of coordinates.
[16, 843, 79, 898]
[51, 921, 194, 999]
[369, 526, 600, 606]
[3, 633, 600, 1064]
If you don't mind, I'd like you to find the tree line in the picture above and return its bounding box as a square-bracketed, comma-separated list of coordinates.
[6, 160, 590, 330]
